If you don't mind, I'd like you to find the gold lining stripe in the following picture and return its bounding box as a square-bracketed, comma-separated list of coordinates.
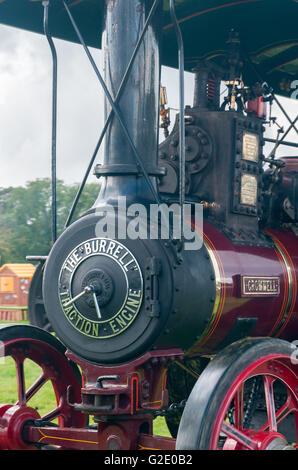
[267, 247, 289, 337]
[186, 231, 225, 355]
[266, 231, 296, 337]
[37, 429, 98, 445]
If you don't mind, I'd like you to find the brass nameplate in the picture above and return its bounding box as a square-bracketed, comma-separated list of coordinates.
[243, 133, 259, 162]
[241, 174, 258, 206]
[242, 276, 280, 296]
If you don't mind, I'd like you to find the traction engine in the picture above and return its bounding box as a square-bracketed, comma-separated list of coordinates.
[0, 0, 298, 451]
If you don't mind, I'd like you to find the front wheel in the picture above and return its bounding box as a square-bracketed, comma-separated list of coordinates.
[0, 325, 86, 450]
[176, 338, 298, 450]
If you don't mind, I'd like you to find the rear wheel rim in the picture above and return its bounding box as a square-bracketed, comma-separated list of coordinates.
[210, 354, 298, 450]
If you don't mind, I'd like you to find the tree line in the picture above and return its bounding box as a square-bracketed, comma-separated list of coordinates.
[0, 179, 99, 264]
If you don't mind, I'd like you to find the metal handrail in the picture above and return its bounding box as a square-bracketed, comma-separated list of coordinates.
[264, 137, 298, 149]
[169, 0, 185, 243]
[43, 0, 58, 244]
[266, 115, 298, 160]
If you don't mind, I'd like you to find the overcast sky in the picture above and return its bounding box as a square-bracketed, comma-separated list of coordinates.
[0, 24, 297, 189]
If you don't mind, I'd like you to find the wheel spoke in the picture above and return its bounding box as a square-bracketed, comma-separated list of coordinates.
[260, 391, 298, 432]
[14, 358, 26, 405]
[25, 372, 48, 402]
[263, 375, 277, 431]
[41, 405, 62, 423]
[221, 421, 258, 450]
[234, 383, 244, 429]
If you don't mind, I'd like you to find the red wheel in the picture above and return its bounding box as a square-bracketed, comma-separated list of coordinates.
[176, 338, 298, 450]
[0, 325, 86, 450]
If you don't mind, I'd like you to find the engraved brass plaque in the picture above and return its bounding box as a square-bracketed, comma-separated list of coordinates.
[241, 174, 258, 206]
[243, 133, 259, 162]
[58, 238, 143, 339]
[242, 276, 280, 296]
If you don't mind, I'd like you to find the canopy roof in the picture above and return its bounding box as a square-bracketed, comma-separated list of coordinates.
[0, 0, 297, 98]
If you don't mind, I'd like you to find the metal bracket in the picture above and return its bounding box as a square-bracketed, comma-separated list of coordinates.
[145, 257, 161, 318]
[96, 375, 120, 389]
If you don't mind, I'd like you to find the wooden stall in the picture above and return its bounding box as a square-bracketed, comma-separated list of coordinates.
[0, 264, 36, 321]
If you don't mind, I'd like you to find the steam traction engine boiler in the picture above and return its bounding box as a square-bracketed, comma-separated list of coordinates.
[0, 0, 297, 451]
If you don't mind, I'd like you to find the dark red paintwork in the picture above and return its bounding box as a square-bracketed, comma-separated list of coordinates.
[189, 222, 298, 355]
[65, 348, 183, 418]
[278, 157, 298, 205]
[23, 422, 176, 450]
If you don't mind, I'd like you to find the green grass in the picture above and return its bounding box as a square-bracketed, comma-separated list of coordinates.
[0, 356, 59, 418]
[0, 322, 172, 438]
[154, 417, 171, 437]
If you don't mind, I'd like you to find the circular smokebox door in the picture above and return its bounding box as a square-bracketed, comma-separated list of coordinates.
[42, 213, 172, 364]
